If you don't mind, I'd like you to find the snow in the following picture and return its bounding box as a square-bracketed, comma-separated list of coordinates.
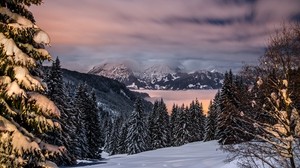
[0, 115, 40, 156]
[28, 92, 60, 117]
[34, 30, 51, 45]
[0, 33, 36, 66]
[72, 141, 237, 168]
[5, 81, 26, 98]
[0, 7, 36, 28]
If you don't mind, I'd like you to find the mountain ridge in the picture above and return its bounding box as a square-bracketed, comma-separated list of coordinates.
[88, 63, 224, 90]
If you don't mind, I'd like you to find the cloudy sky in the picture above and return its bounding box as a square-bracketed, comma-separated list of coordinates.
[30, 0, 300, 73]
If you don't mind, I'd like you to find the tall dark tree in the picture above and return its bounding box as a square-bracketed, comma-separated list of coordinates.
[216, 70, 247, 145]
[0, 1, 64, 167]
[204, 91, 221, 141]
[117, 120, 129, 154]
[170, 104, 179, 146]
[85, 90, 102, 159]
[188, 99, 205, 142]
[148, 99, 170, 149]
[45, 57, 77, 165]
[74, 84, 89, 158]
[173, 105, 189, 146]
[126, 98, 148, 155]
[108, 117, 122, 155]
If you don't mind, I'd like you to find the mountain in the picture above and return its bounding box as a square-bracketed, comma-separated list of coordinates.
[88, 63, 224, 90]
[47, 67, 152, 117]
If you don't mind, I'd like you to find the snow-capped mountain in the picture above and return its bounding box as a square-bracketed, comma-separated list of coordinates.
[88, 63, 137, 84]
[140, 64, 177, 84]
[88, 63, 224, 90]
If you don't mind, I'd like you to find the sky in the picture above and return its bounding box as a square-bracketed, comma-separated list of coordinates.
[30, 0, 300, 73]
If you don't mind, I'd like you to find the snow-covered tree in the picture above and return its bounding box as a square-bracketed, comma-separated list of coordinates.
[223, 23, 300, 168]
[0, 1, 64, 167]
[188, 99, 205, 142]
[148, 99, 170, 150]
[117, 120, 129, 154]
[103, 117, 113, 153]
[126, 98, 148, 155]
[173, 105, 190, 146]
[216, 71, 251, 145]
[74, 84, 102, 159]
[170, 104, 179, 146]
[74, 84, 89, 158]
[85, 90, 102, 159]
[45, 57, 77, 165]
[204, 101, 216, 141]
[108, 117, 122, 155]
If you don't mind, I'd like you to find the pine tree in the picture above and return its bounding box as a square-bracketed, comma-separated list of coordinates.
[204, 91, 221, 141]
[103, 118, 112, 153]
[148, 99, 170, 149]
[74, 84, 89, 158]
[45, 57, 77, 165]
[126, 98, 148, 155]
[108, 117, 122, 155]
[117, 120, 128, 154]
[188, 99, 205, 142]
[85, 90, 102, 159]
[0, 1, 64, 167]
[170, 104, 179, 146]
[173, 105, 189, 146]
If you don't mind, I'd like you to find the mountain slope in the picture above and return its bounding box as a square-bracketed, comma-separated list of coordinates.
[59, 68, 152, 117]
[88, 63, 224, 90]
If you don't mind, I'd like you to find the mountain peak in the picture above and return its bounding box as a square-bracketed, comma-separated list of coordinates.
[88, 62, 224, 90]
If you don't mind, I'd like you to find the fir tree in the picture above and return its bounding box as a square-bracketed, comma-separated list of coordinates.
[45, 57, 77, 165]
[85, 90, 102, 159]
[74, 84, 89, 158]
[148, 99, 170, 149]
[170, 104, 179, 146]
[103, 118, 113, 153]
[188, 99, 205, 142]
[117, 120, 129, 154]
[204, 91, 221, 141]
[108, 117, 122, 155]
[0, 1, 64, 167]
[173, 105, 189, 146]
[126, 98, 148, 155]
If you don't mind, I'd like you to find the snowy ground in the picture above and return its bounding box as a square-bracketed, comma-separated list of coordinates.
[70, 141, 237, 168]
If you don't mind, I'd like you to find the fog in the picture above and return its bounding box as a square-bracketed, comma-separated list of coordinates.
[135, 89, 218, 114]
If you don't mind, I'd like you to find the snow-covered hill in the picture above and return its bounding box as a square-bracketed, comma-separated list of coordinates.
[73, 141, 237, 168]
[88, 63, 224, 90]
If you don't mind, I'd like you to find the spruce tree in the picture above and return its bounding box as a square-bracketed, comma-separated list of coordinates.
[204, 91, 221, 141]
[85, 90, 102, 159]
[117, 120, 128, 154]
[0, 1, 64, 167]
[126, 98, 148, 155]
[74, 84, 89, 158]
[108, 117, 122, 155]
[188, 99, 205, 142]
[148, 99, 170, 149]
[170, 104, 179, 146]
[173, 105, 189, 146]
[45, 57, 77, 165]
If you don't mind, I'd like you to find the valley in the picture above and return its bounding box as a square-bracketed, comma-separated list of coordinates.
[134, 89, 218, 113]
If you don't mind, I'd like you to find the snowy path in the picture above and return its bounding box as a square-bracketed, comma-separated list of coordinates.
[71, 141, 237, 168]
